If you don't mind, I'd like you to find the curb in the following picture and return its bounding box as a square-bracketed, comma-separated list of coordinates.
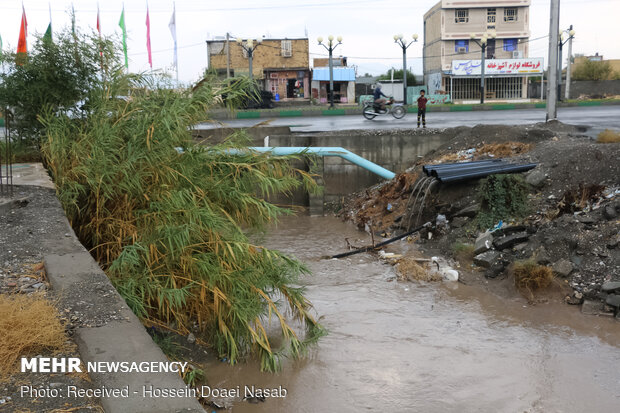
[208, 99, 620, 120]
[43, 197, 203, 412]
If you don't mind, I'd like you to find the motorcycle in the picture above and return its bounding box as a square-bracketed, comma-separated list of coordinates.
[362, 97, 406, 120]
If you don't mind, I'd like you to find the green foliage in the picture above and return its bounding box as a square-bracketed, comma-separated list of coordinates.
[378, 68, 417, 85]
[572, 59, 614, 81]
[183, 366, 205, 387]
[41, 66, 324, 372]
[0, 27, 119, 144]
[451, 242, 474, 262]
[476, 174, 529, 229]
[0, 139, 41, 162]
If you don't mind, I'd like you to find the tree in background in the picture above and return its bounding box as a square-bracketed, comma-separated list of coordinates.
[378, 68, 418, 86]
[572, 59, 620, 81]
[0, 29, 113, 144]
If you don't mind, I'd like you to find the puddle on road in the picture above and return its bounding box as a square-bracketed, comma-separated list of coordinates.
[203, 215, 620, 413]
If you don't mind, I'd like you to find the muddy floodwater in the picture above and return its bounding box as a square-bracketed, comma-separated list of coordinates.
[204, 216, 620, 413]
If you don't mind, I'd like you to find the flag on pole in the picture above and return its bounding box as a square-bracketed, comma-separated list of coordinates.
[16, 5, 28, 63]
[119, 6, 128, 68]
[0, 34, 3, 57]
[43, 3, 52, 43]
[146, 3, 152, 68]
[168, 3, 178, 77]
[71, 4, 76, 36]
[96, 3, 101, 37]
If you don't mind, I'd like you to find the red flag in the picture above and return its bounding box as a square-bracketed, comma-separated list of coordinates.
[146, 4, 152, 68]
[96, 4, 101, 37]
[17, 5, 27, 55]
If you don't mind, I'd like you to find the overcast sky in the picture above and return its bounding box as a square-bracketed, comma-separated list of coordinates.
[1, 0, 619, 84]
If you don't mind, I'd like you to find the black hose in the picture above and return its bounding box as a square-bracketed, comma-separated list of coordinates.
[331, 222, 430, 259]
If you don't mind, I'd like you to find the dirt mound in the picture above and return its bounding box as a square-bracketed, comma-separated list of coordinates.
[338, 121, 620, 314]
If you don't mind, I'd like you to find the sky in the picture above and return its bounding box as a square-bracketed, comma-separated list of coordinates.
[1, 0, 619, 84]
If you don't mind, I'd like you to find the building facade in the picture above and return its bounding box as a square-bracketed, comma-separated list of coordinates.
[311, 58, 356, 104]
[206, 38, 310, 99]
[423, 0, 540, 101]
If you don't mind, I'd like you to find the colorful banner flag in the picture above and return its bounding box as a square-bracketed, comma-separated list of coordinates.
[169, 3, 178, 76]
[43, 3, 52, 43]
[96, 4, 101, 37]
[146, 3, 152, 68]
[16, 5, 28, 62]
[119, 7, 128, 68]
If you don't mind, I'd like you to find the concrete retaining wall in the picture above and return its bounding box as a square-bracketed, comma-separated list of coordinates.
[562, 80, 620, 99]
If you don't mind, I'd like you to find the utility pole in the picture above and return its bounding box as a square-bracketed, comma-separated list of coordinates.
[225, 33, 231, 79]
[546, 0, 560, 121]
[237, 38, 262, 81]
[557, 33, 563, 102]
[565, 25, 574, 100]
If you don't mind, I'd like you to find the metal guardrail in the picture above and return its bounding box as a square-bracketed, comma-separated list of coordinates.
[0, 109, 13, 196]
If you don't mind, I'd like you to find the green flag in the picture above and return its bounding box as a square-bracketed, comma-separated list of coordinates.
[119, 8, 128, 68]
[71, 4, 76, 36]
[0, 34, 3, 56]
[43, 23, 52, 43]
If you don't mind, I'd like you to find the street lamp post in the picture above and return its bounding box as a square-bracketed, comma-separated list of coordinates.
[558, 26, 575, 101]
[236, 37, 263, 80]
[318, 35, 342, 108]
[470, 31, 496, 104]
[393, 33, 418, 105]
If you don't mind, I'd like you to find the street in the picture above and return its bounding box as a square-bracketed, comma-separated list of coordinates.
[200, 105, 620, 137]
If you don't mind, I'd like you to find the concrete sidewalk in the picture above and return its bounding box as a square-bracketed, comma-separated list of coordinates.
[208, 98, 620, 120]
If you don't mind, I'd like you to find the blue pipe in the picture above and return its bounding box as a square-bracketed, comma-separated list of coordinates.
[227, 147, 396, 180]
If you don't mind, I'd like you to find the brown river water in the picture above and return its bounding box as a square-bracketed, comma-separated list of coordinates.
[203, 215, 620, 413]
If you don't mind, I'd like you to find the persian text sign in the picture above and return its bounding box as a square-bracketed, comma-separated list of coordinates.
[451, 58, 544, 76]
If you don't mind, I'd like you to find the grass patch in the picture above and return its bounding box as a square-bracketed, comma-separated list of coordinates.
[476, 174, 529, 229]
[476, 142, 532, 158]
[452, 242, 475, 263]
[513, 260, 554, 300]
[597, 129, 620, 143]
[0, 294, 67, 380]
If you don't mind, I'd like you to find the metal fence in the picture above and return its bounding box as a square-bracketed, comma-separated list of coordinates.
[0, 109, 13, 196]
[447, 77, 524, 101]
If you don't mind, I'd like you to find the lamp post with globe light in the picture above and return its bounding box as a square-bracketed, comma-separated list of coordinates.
[470, 30, 497, 104]
[236, 38, 263, 81]
[317, 35, 342, 108]
[393, 33, 418, 105]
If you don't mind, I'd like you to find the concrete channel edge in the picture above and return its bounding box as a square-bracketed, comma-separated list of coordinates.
[43, 205, 203, 412]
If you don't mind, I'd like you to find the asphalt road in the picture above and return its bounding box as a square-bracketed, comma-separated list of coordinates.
[200, 105, 620, 137]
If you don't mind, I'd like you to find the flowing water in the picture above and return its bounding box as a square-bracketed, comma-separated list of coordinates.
[204, 216, 620, 413]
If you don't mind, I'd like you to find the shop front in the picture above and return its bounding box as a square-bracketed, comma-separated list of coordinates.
[264, 69, 310, 100]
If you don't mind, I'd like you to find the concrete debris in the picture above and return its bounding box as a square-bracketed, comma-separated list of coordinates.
[581, 300, 605, 315]
[474, 231, 494, 255]
[525, 167, 547, 188]
[601, 282, 620, 293]
[493, 232, 529, 250]
[605, 294, 620, 308]
[453, 204, 479, 218]
[473, 250, 500, 269]
[552, 259, 574, 278]
[565, 291, 584, 305]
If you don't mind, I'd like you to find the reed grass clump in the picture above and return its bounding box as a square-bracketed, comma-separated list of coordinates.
[513, 260, 554, 300]
[41, 71, 324, 371]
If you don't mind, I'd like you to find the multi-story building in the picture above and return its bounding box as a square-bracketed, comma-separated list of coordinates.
[206, 37, 310, 99]
[423, 0, 542, 101]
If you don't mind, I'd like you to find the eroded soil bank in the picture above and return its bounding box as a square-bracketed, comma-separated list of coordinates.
[337, 121, 620, 315]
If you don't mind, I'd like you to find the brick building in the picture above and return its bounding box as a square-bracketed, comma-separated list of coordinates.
[206, 37, 310, 99]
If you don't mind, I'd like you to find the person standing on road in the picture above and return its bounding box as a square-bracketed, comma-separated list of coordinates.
[417, 90, 428, 128]
[374, 84, 388, 111]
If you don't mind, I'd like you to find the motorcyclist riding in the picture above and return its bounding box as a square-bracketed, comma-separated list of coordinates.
[373, 84, 388, 111]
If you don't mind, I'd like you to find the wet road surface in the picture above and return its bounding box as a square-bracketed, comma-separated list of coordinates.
[204, 215, 620, 413]
[199, 106, 620, 137]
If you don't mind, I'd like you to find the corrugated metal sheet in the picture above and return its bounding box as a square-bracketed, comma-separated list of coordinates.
[312, 67, 356, 81]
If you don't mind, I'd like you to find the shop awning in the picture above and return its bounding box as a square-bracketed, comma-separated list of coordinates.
[312, 67, 356, 81]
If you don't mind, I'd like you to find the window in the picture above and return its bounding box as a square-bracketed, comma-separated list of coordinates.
[281, 40, 292, 57]
[504, 8, 518, 22]
[455, 40, 469, 53]
[487, 8, 496, 23]
[455, 9, 469, 23]
[503, 39, 518, 52]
